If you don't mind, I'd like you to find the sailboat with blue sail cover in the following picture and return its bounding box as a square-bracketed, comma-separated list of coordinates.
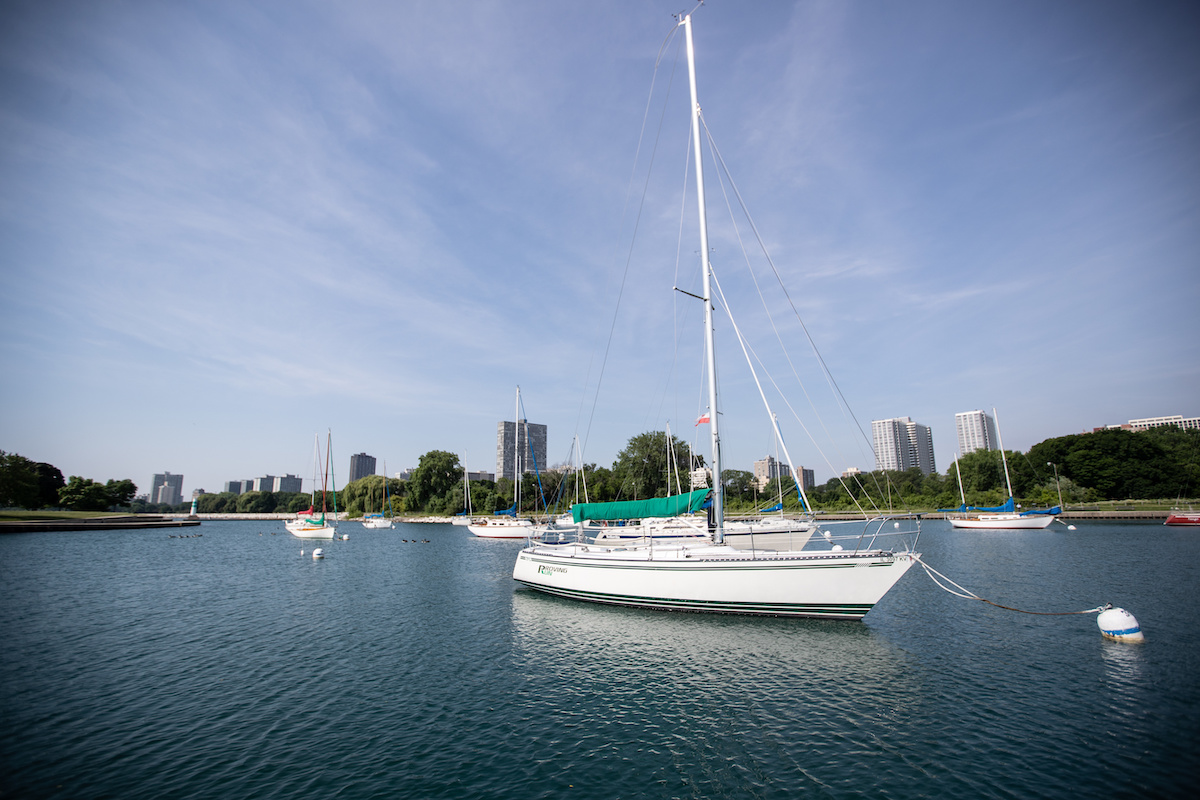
[945, 409, 1057, 529]
[512, 11, 919, 619]
[469, 387, 535, 539]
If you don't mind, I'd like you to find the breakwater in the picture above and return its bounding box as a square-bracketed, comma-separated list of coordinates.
[0, 515, 201, 533]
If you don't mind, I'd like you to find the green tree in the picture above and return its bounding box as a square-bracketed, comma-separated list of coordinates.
[236, 491, 277, 513]
[105, 479, 138, 508]
[1028, 429, 1183, 500]
[0, 450, 41, 508]
[58, 476, 114, 511]
[407, 451, 462, 511]
[611, 432, 700, 501]
[722, 469, 756, 507]
[31, 463, 66, 509]
[197, 492, 237, 513]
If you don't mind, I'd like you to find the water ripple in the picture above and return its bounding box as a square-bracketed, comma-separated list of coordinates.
[1, 521, 1196, 798]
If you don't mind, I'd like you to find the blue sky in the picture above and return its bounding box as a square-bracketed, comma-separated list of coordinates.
[2, 0, 1197, 497]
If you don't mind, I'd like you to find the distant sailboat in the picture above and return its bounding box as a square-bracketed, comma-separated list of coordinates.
[469, 387, 534, 539]
[452, 465, 474, 526]
[287, 431, 339, 539]
[362, 460, 395, 529]
[946, 409, 1057, 530]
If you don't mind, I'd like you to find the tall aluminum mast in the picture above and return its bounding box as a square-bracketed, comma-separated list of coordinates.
[681, 13, 723, 539]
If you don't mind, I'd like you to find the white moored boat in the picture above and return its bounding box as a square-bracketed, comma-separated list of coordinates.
[287, 431, 340, 539]
[946, 410, 1058, 530]
[513, 12, 918, 619]
[468, 516, 534, 539]
[470, 387, 537, 539]
[361, 460, 395, 529]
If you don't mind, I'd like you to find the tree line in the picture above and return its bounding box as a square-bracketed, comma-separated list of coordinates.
[3, 426, 1195, 515]
[0, 451, 137, 511]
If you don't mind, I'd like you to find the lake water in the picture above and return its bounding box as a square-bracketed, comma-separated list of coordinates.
[2, 519, 1196, 799]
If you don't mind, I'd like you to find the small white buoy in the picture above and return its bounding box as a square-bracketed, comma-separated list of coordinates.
[831, 544, 843, 552]
[340, 534, 349, 540]
[822, 531, 833, 542]
[312, 548, 324, 559]
[1097, 606, 1143, 642]
[893, 522, 900, 529]
[1067, 525, 1077, 530]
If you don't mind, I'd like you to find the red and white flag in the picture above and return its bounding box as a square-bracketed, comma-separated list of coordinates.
[694, 412, 710, 426]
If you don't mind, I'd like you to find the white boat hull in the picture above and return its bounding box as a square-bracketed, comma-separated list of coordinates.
[513, 543, 917, 619]
[361, 518, 394, 529]
[947, 514, 1055, 530]
[722, 519, 816, 551]
[285, 521, 337, 539]
[468, 518, 533, 539]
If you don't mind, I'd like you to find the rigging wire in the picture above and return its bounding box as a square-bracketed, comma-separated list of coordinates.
[576, 22, 686, 473]
[698, 114, 908, 512]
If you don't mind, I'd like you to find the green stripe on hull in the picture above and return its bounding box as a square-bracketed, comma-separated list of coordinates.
[515, 581, 872, 620]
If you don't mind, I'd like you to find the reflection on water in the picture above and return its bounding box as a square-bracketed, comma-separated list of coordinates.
[508, 589, 939, 797]
[511, 588, 913, 688]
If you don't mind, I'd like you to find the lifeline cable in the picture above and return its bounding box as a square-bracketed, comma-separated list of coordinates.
[915, 555, 1108, 616]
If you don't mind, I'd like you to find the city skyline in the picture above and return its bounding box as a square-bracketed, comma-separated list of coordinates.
[80, 406, 1200, 500]
[3, 1, 1196, 499]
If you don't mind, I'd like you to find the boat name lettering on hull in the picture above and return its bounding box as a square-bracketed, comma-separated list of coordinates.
[538, 564, 567, 575]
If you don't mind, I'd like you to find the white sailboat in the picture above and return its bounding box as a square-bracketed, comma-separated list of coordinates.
[286, 431, 339, 539]
[362, 460, 395, 529]
[513, 12, 918, 619]
[470, 387, 534, 539]
[451, 465, 474, 526]
[946, 409, 1057, 529]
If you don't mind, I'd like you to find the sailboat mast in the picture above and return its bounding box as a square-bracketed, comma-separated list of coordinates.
[993, 407, 1015, 500]
[514, 386, 521, 515]
[954, 452, 966, 506]
[682, 12, 723, 538]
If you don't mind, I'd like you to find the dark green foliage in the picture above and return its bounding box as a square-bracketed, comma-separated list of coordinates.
[341, 475, 403, 517]
[611, 432, 703, 501]
[1028, 427, 1198, 500]
[0, 451, 40, 508]
[406, 450, 462, 510]
[33, 463, 66, 509]
[58, 476, 116, 511]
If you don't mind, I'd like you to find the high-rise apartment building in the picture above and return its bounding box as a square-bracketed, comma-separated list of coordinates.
[799, 467, 815, 491]
[956, 410, 999, 455]
[496, 419, 548, 481]
[274, 474, 303, 493]
[253, 475, 275, 493]
[753, 457, 815, 492]
[753, 456, 791, 491]
[150, 472, 184, 506]
[871, 417, 936, 475]
[349, 453, 377, 483]
[224, 480, 244, 495]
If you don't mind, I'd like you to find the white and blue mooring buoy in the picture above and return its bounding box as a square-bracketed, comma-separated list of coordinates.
[1097, 605, 1143, 642]
[311, 548, 324, 559]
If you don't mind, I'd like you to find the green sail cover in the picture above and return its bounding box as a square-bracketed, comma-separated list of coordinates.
[571, 489, 710, 523]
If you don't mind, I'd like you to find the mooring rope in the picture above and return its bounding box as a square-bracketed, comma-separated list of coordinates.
[914, 555, 1108, 616]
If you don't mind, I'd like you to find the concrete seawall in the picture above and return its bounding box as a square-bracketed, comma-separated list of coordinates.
[0, 515, 202, 533]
